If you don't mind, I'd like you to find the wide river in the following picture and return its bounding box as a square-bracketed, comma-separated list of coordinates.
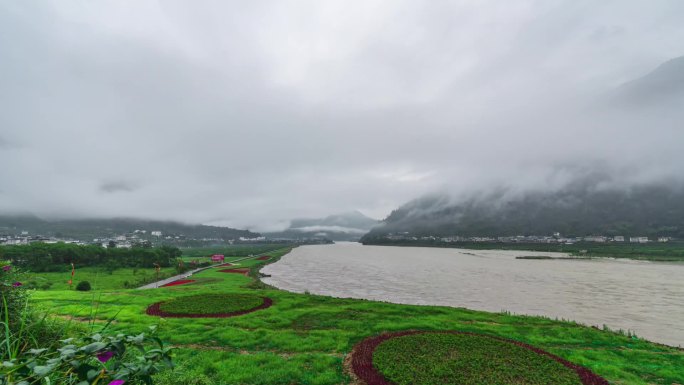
[262, 242, 684, 347]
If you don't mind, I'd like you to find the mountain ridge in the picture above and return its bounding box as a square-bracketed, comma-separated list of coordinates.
[362, 182, 684, 241]
[0, 215, 259, 241]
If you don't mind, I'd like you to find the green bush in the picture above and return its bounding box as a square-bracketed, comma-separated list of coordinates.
[0, 326, 174, 384]
[75, 281, 92, 291]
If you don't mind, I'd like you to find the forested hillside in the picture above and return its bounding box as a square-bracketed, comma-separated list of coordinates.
[362, 183, 684, 240]
[0, 215, 259, 241]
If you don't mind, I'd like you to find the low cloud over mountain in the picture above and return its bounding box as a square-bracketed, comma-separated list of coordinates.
[269, 211, 378, 241]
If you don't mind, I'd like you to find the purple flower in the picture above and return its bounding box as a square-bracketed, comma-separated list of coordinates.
[108, 381, 125, 385]
[12, 282, 22, 287]
[2, 265, 10, 272]
[97, 351, 114, 363]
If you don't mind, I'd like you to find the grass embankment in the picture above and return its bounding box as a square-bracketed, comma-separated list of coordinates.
[29, 248, 684, 385]
[366, 241, 684, 262]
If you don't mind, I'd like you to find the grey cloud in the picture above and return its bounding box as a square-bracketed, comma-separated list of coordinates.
[0, 1, 683, 230]
[291, 226, 368, 235]
[99, 181, 139, 194]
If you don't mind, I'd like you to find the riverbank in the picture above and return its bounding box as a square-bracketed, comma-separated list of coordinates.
[362, 240, 684, 262]
[29, 247, 684, 384]
[263, 243, 684, 347]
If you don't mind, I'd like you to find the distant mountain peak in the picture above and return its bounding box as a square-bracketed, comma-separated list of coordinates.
[612, 55, 684, 106]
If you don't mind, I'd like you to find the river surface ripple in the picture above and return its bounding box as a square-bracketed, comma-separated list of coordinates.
[261, 242, 684, 347]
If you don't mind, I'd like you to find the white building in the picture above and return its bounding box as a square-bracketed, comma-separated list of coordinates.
[613, 236, 625, 242]
[629, 236, 649, 243]
[151, 231, 162, 237]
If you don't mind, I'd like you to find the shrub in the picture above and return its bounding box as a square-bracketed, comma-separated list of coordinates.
[0, 326, 174, 384]
[75, 281, 92, 291]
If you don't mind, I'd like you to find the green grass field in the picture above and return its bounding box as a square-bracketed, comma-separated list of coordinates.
[25, 266, 178, 291]
[28, 248, 684, 385]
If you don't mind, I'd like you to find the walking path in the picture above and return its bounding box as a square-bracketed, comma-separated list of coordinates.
[136, 254, 268, 289]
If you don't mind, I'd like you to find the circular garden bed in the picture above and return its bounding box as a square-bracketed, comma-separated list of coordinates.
[146, 293, 272, 318]
[350, 331, 608, 385]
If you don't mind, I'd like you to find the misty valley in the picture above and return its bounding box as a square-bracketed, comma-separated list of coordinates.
[3, 1, 684, 385]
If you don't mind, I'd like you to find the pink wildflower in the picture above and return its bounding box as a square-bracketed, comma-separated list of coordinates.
[2, 265, 10, 272]
[108, 381, 125, 385]
[97, 351, 114, 363]
[12, 282, 22, 287]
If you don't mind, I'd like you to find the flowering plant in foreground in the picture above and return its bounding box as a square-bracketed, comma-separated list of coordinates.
[1, 262, 29, 333]
[0, 325, 174, 385]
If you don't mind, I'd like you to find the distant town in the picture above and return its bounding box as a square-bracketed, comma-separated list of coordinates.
[0, 230, 332, 248]
[0, 229, 266, 248]
[380, 233, 674, 244]
[1, 226, 677, 249]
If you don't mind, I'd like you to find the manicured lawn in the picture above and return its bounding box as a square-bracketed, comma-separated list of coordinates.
[373, 333, 584, 385]
[158, 293, 265, 315]
[28, 247, 684, 385]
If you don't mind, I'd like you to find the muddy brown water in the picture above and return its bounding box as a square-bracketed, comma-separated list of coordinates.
[261, 242, 684, 347]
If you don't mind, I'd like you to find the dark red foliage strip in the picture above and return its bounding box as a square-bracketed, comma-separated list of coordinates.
[213, 263, 234, 267]
[145, 297, 273, 318]
[161, 279, 196, 287]
[217, 268, 249, 275]
[256, 256, 271, 260]
[350, 331, 610, 385]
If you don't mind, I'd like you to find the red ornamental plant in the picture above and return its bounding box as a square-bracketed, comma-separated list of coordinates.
[217, 268, 249, 275]
[161, 279, 196, 287]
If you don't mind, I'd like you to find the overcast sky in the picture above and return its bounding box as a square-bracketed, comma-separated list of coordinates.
[1, 1, 683, 231]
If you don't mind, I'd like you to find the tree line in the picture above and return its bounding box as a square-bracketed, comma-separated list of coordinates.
[0, 242, 182, 272]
